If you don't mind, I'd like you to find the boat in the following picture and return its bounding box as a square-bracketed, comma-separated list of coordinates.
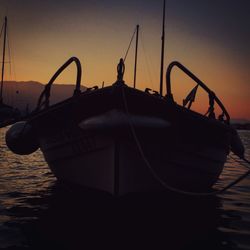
[0, 16, 20, 127]
[5, 1, 245, 196]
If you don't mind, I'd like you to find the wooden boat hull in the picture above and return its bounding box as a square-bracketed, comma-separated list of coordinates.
[30, 85, 231, 195]
[39, 130, 227, 195]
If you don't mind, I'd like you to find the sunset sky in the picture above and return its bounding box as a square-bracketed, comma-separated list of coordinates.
[0, 0, 249, 119]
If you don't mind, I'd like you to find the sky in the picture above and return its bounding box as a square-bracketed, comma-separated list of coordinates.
[0, 0, 249, 119]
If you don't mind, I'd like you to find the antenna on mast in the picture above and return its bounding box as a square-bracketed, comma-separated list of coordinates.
[159, 0, 166, 96]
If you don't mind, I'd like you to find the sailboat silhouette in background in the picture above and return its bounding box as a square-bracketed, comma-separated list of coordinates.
[0, 16, 20, 127]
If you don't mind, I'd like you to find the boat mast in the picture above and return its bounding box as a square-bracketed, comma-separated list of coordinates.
[133, 24, 139, 88]
[0, 16, 7, 104]
[159, 0, 166, 96]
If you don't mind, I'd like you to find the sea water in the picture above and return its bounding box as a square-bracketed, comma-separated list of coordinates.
[0, 127, 249, 250]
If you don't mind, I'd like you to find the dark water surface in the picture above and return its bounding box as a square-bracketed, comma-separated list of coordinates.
[0, 127, 250, 249]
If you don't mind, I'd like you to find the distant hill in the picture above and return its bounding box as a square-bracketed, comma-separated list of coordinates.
[2, 81, 86, 114]
[231, 119, 250, 124]
[231, 123, 250, 130]
[231, 119, 250, 130]
[2, 82, 250, 130]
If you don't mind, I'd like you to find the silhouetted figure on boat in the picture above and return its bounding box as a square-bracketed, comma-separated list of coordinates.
[117, 58, 125, 83]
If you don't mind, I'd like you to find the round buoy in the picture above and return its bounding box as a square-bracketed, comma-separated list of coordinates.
[5, 121, 39, 155]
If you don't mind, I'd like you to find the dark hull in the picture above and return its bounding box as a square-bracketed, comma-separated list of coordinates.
[30, 84, 231, 195]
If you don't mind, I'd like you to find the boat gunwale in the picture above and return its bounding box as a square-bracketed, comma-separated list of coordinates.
[28, 83, 231, 132]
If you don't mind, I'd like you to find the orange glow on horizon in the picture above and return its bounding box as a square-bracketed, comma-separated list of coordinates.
[1, 3, 249, 120]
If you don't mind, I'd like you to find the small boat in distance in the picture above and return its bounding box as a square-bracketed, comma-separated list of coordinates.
[0, 16, 20, 127]
[5, 1, 245, 196]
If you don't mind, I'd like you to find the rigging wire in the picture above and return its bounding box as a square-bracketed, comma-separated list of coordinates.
[0, 22, 4, 39]
[123, 26, 137, 62]
[6, 26, 13, 105]
[7, 28, 12, 78]
[140, 29, 155, 89]
[123, 25, 158, 90]
[2, 20, 18, 106]
[7, 26, 17, 82]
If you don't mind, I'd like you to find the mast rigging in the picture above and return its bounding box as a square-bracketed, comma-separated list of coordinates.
[0, 16, 7, 104]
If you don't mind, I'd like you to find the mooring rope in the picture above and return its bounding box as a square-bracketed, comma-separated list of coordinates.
[229, 154, 250, 170]
[121, 86, 250, 196]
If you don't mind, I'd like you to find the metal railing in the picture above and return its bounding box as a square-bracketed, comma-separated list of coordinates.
[165, 61, 230, 123]
[36, 57, 82, 111]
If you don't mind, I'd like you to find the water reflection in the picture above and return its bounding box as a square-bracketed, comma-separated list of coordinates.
[2, 182, 240, 249]
[0, 128, 250, 249]
[0, 183, 239, 250]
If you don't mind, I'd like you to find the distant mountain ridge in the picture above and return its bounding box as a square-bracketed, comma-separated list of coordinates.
[2, 81, 86, 113]
[231, 119, 250, 124]
[2, 81, 250, 124]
